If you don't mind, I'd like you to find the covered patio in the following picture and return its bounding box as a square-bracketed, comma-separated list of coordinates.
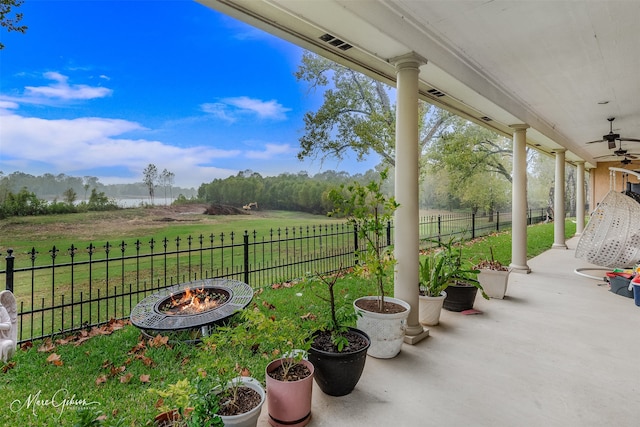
[199, 0, 640, 345]
[258, 237, 640, 426]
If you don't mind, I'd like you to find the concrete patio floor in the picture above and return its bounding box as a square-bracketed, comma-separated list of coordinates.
[256, 237, 640, 426]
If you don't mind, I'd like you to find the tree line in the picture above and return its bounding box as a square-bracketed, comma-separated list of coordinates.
[197, 169, 386, 215]
[0, 171, 197, 203]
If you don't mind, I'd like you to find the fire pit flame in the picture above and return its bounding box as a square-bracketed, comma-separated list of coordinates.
[161, 287, 228, 316]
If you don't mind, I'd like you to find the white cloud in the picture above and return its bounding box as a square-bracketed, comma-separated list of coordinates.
[24, 71, 112, 101]
[246, 143, 294, 160]
[0, 100, 19, 110]
[0, 113, 242, 188]
[202, 96, 290, 121]
[201, 102, 236, 123]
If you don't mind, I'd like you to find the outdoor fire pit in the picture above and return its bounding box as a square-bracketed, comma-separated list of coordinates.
[130, 278, 253, 337]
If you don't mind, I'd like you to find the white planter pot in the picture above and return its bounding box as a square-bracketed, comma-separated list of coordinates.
[477, 269, 510, 299]
[418, 291, 446, 326]
[219, 377, 266, 427]
[353, 296, 410, 359]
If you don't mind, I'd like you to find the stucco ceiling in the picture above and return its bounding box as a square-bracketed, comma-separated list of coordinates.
[199, 0, 640, 168]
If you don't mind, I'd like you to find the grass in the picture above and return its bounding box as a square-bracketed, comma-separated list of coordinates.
[0, 217, 576, 425]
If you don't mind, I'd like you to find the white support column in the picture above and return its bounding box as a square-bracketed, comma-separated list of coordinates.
[390, 52, 429, 344]
[509, 124, 531, 273]
[575, 161, 585, 236]
[552, 149, 568, 249]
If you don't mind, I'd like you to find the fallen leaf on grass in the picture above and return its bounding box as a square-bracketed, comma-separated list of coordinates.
[128, 341, 146, 354]
[138, 355, 155, 367]
[20, 341, 33, 351]
[140, 374, 150, 383]
[2, 361, 16, 372]
[120, 373, 133, 384]
[262, 301, 276, 310]
[300, 312, 317, 321]
[95, 375, 108, 385]
[38, 339, 55, 353]
[149, 334, 169, 348]
[46, 353, 63, 366]
[110, 365, 126, 376]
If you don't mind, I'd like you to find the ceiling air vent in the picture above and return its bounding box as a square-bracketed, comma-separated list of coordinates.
[319, 33, 353, 51]
[427, 88, 446, 97]
[480, 116, 492, 122]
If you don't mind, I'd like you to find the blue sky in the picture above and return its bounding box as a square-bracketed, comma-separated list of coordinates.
[0, 0, 380, 189]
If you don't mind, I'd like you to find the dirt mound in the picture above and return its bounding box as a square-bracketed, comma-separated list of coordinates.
[203, 204, 249, 215]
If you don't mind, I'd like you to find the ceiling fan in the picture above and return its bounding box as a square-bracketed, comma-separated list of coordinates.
[593, 139, 640, 161]
[586, 117, 640, 149]
[619, 156, 639, 166]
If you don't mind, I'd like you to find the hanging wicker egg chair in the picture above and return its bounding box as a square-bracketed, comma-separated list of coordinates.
[575, 168, 640, 268]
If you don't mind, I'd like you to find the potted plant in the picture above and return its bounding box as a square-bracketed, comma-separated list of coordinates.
[242, 310, 314, 427]
[417, 251, 450, 326]
[304, 270, 370, 396]
[149, 378, 196, 427]
[198, 311, 268, 427]
[328, 169, 410, 359]
[427, 237, 488, 312]
[473, 247, 511, 299]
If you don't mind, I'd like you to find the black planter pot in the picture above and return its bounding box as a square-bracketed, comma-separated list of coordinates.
[308, 327, 370, 396]
[443, 283, 478, 312]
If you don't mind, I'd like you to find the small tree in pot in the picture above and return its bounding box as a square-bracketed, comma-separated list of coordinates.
[304, 269, 370, 396]
[328, 168, 399, 313]
[328, 169, 410, 358]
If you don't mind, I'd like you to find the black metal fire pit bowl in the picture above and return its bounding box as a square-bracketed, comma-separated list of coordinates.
[130, 278, 253, 340]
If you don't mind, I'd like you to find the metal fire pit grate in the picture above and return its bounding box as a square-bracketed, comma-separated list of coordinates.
[130, 278, 253, 332]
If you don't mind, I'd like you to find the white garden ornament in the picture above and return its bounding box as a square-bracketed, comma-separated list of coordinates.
[0, 290, 17, 363]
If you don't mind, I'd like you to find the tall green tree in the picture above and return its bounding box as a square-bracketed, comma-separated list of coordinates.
[294, 52, 455, 170]
[425, 122, 513, 214]
[0, 0, 27, 50]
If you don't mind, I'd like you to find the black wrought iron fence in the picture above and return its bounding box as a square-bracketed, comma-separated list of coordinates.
[1, 209, 545, 343]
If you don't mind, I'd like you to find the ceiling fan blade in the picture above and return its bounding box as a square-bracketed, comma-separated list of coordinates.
[585, 139, 604, 144]
[620, 138, 640, 143]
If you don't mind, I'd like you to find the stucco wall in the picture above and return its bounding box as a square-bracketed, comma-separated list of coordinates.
[590, 161, 640, 213]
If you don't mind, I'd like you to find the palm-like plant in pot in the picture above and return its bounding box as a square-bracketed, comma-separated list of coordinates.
[304, 270, 370, 396]
[418, 251, 453, 326]
[428, 237, 487, 312]
[328, 168, 410, 359]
